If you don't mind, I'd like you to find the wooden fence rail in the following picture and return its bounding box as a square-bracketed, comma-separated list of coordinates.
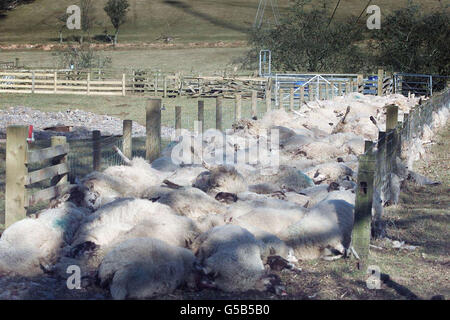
[0, 71, 126, 96]
[5, 127, 73, 227]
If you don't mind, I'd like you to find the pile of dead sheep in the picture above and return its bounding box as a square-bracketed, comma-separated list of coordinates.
[0, 92, 447, 299]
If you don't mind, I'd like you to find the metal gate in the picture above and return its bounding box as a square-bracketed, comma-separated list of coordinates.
[273, 73, 358, 108]
[394, 73, 449, 97]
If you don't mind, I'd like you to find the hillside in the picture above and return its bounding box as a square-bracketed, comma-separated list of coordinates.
[0, 0, 445, 44]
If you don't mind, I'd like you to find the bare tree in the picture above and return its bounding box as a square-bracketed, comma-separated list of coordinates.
[56, 13, 70, 44]
[104, 0, 130, 46]
[80, 0, 96, 44]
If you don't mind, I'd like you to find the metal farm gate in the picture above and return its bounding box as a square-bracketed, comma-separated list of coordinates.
[394, 73, 449, 97]
[273, 74, 359, 108]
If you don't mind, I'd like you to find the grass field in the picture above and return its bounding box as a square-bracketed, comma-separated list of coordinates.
[0, 46, 250, 73]
[0, 0, 444, 74]
[0, 0, 444, 44]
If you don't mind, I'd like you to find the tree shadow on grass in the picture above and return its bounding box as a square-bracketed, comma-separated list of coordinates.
[164, 0, 250, 33]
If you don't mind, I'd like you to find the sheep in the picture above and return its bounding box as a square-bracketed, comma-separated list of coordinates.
[165, 166, 209, 187]
[229, 206, 306, 238]
[192, 164, 248, 196]
[102, 156, 167, 189]
[191, 225, 270, 293]
[320, 189, 356, 205]
[225, 220, 297, 264]
[226, 195, 307, 220]
[70, 198, 199, 266]
[246, 165, 314, 193]
[0, 201, 87, 276]
[279, 134, 315, 153]
[299, 183, 340, 208]
[283, 192, 310, 207]
[279, 199, 354, 260]
[142, 185, 227, 220]
[271, 125, 297, 143]
[78, 150, 169, 210]
[303, 162, 354, 185]
[98, 238, 197, 300]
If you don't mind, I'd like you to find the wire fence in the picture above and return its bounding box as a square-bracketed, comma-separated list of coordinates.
[65, 135, 172, 182]
[360, 88, 450, 235]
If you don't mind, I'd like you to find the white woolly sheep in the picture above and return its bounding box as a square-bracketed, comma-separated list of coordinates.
[142, 185, 227, 220]
[70, 198, 199, 264]
[319, 189, 356, 205]
[191, 224, 268, 293]
[192, 164, 248, 196]
[0, 202, 87, 276]
[98, 238, 197, 300]
[226, 194, 306, 220]
[246, 165, 314, 193]
[303, 162, 354, 185]
[299, 184, 339, 208]
[78, 152, 171, 210]
[279, 199, 354, 260]
[229, 206, 306, 238]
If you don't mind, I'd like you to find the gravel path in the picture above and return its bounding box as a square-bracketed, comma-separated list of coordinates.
[0, 107, 174, 140]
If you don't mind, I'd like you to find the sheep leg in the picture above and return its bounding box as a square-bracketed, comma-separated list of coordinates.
[322, 254, 344, 261]
[163, 179, 183, 189]
[112, 146, 132, 166]
[350, 246, 360, 260]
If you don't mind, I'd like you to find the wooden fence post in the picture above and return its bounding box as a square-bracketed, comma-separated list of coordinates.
[402, 113, 410, 140]
[373, 131, 386, 236]
[386, 104, 399, 132]
[309, 84, 314, 101]
[123, 120, 132, 160]
[15, 57, 20, 68]
[386, 104, 399, 204]
[31, 71, 35, 94]
[5, 126, 28, 227]
[352, 141, 376, 271]
[175, 106, 182, 136]
[278, 88, 284, 109]
[377, 68, 384, 96]
[300, 86, 305, 107]
[235, 94, 242, 121]
[357, 74, 364, 93]
[216, 96, 223, 132]
[338, 82, 343, 96]
[54, 72, 58, 93]
[266, 87, 272, 112]
[122, 74, 126, 96]
[50, 136, 68, 186]
[154, 73, 158, 95]
[198, 100, 204, 133]
[330, 82, 335, 99]
[87, 73, 90, 95]
[163, 76, 167, 98]
[93, 130, 101, 171]
[251, 90, 257, 119]
[289, 87, 295, 111]
[146, 98, 161, 162]
[318, 84, 323, 100]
